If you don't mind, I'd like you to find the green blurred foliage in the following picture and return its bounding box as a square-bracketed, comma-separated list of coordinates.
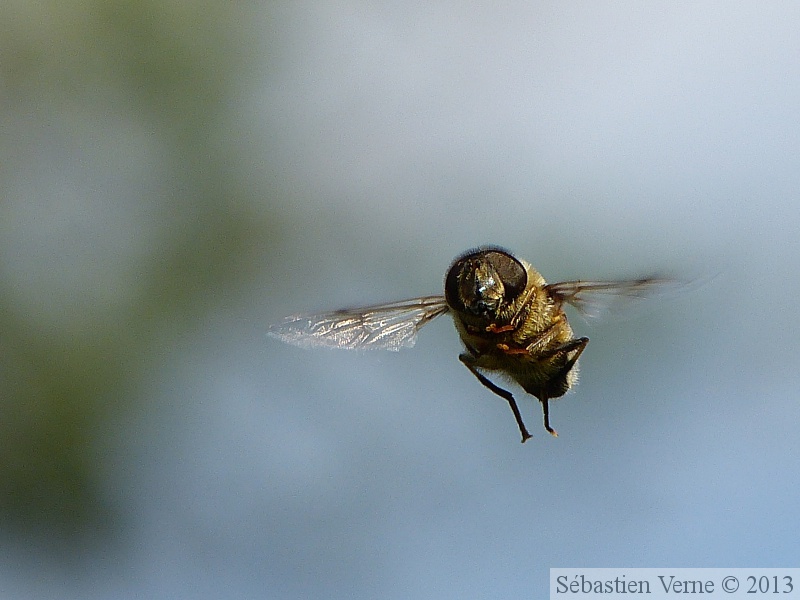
[0, 0, 273, 536]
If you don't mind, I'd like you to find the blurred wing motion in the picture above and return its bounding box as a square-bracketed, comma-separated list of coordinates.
[546, 277, 679, 319]
[268, 296, 450, 351]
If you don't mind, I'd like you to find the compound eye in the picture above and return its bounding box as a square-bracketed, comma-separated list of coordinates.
[483, 250, 527, 302]
[444, 256, 473, 312]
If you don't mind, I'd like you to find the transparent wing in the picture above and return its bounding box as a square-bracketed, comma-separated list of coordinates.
[268, 296, 450, 351]
[546, 277, 680, 319]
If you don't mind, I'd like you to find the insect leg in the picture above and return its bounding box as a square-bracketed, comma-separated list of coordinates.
[537, 337, 589, 363]
[459, 353, 532, 443]
[495, 321, 561, 355]
[539, 394, 557, 437]
[532, 338, 589, 437]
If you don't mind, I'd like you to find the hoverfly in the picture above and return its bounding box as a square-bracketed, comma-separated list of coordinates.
[269, 247, 672, 442]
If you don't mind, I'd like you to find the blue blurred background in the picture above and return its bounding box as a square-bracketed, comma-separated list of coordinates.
[2, 2, 799, 598]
